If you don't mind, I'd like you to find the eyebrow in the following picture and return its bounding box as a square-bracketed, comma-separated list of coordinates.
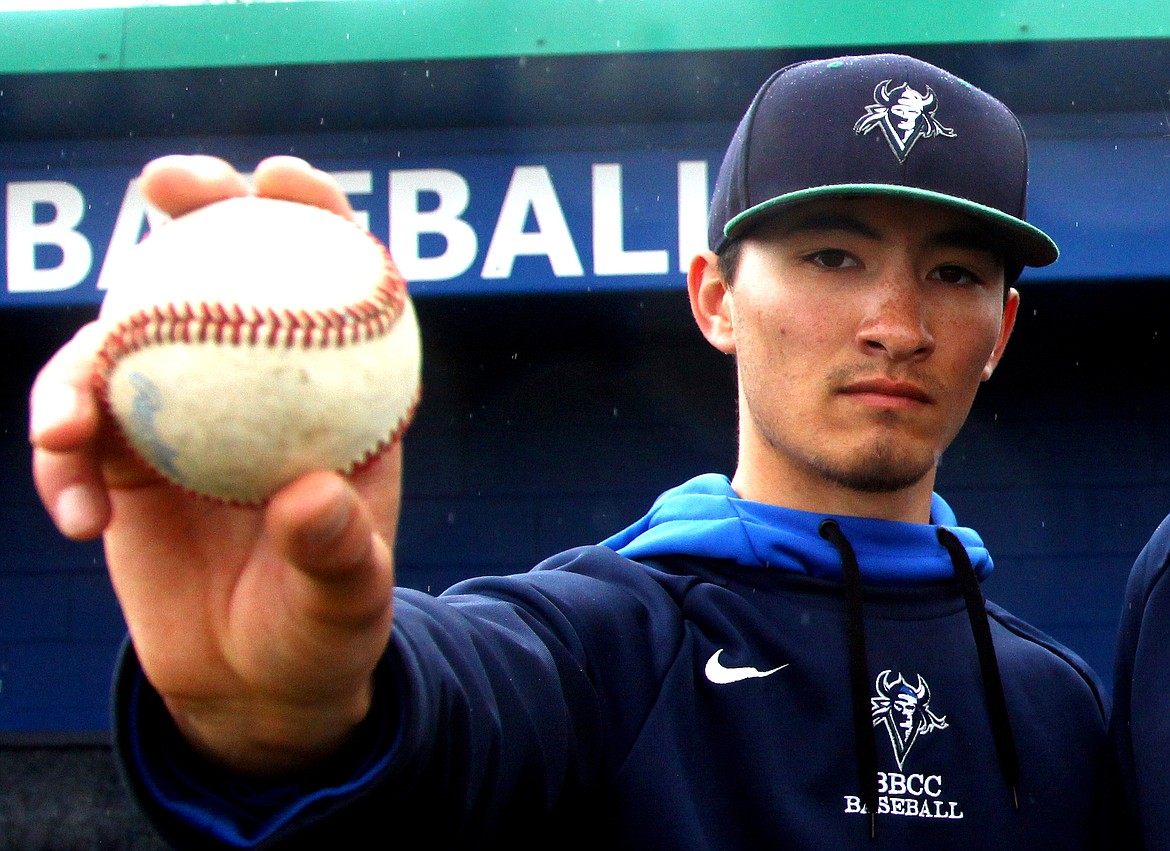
[767, 210, 1004, 259]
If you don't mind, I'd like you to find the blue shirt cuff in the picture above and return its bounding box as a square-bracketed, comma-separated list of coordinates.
[116, 644, 402, 848]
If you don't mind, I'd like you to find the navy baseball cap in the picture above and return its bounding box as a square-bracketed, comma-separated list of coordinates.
[708, 53, 1058, 268]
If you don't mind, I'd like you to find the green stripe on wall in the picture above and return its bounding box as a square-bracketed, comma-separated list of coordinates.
[1, 0, 1167, 75]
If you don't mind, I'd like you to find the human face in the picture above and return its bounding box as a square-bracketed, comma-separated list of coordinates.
[690, 196, 1018, 520]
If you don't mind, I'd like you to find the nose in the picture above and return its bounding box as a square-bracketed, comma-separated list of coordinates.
[856, 277, 935, 361]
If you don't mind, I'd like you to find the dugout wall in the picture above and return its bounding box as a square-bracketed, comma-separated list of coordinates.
[0, 1, 1168, 845]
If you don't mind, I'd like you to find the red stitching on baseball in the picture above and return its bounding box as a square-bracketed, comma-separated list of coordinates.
[93, 218, 416, 506]
[97, 223, 405, 368]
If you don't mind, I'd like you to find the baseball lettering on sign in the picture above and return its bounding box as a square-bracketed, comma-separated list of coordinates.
[95, 196, 422, 504]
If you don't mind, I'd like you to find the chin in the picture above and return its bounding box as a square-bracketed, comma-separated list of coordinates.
[814, 444, 938, 495]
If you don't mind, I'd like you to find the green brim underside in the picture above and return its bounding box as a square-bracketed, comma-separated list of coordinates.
[724, 184, 1059, 267]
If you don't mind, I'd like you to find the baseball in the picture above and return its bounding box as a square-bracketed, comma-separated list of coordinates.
[95, 195, 421, 504]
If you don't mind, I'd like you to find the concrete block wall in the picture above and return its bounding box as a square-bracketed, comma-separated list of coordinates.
[396, 291, 739, 592]
[0, 307, 123, 737]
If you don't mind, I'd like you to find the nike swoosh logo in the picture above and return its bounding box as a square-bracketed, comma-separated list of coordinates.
[704, 649, 789, 685]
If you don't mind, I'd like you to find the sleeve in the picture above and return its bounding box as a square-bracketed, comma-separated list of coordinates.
[112, 641, 406, 851]
[112, 547, 684, 849]
[1111, 513, 1170, 850]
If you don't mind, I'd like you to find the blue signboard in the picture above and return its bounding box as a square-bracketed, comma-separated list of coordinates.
[1, 113, 1168, 307]
[0, 123, 729, 306]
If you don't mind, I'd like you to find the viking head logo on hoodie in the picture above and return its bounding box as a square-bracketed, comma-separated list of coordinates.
[871, 670, 949, 769]
[854, 80, 956, 162]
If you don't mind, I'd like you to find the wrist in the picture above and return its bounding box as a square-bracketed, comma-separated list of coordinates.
[164, 680, 374, 778]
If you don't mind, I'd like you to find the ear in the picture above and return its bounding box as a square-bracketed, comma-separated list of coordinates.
[688, 250, 737, 354]
[981, 286, 1020, 381]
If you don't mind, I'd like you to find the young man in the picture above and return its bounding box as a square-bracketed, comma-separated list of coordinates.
[30, 54, 1115, 848]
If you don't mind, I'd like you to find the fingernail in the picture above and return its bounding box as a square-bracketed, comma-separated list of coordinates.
[297, 478, 358, 554]
[309, 488, 354, 545]
[55, 483, 103, 540]
[29, 384, 80, 443]
[185, 154, 231, 179]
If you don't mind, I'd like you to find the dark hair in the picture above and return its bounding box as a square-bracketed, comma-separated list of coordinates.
[716, 239, 743, 288]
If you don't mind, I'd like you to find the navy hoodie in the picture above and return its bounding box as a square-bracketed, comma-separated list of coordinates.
[1112, 512, 1170, 848]
[115, 475, 1113, 849]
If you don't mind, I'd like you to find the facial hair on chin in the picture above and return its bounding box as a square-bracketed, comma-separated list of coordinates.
[808, 439, 937, 494]
[809, 447, 935, 491]
[747, 401, 939, 494]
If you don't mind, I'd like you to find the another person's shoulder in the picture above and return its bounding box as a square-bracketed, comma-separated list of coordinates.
[1126, 513, 1170, 603]
[1112, 511, 1170, 679]
[1112, 510, 1170, 691]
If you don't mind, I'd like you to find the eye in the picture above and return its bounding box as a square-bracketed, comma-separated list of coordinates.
[929, 264, 983, 286]
[805, 249, 861, 270]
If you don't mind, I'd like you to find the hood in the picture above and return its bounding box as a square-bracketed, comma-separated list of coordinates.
[600, 473, 991, 585]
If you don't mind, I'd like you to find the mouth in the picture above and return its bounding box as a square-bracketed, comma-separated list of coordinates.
[838, 378, 934, 409]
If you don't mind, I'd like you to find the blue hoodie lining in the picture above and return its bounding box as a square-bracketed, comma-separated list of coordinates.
[600, 474, 991, 585]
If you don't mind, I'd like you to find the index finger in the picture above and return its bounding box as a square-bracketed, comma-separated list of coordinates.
[29, 321, 106, 453]
[29, 322, 111, 539]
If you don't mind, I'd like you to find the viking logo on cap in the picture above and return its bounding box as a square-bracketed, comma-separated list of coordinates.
[854, 81, 956, 163]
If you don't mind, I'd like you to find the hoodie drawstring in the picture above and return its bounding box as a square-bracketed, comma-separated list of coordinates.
[936, 526, 1021, 809]
[819, 519, 1022, 841]
[819, 519, 879, 840]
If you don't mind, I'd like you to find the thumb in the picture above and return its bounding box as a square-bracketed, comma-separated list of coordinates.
[265, 471, 394, 628]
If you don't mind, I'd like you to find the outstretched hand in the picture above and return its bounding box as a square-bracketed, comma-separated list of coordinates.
[29, 155, 401, 776]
